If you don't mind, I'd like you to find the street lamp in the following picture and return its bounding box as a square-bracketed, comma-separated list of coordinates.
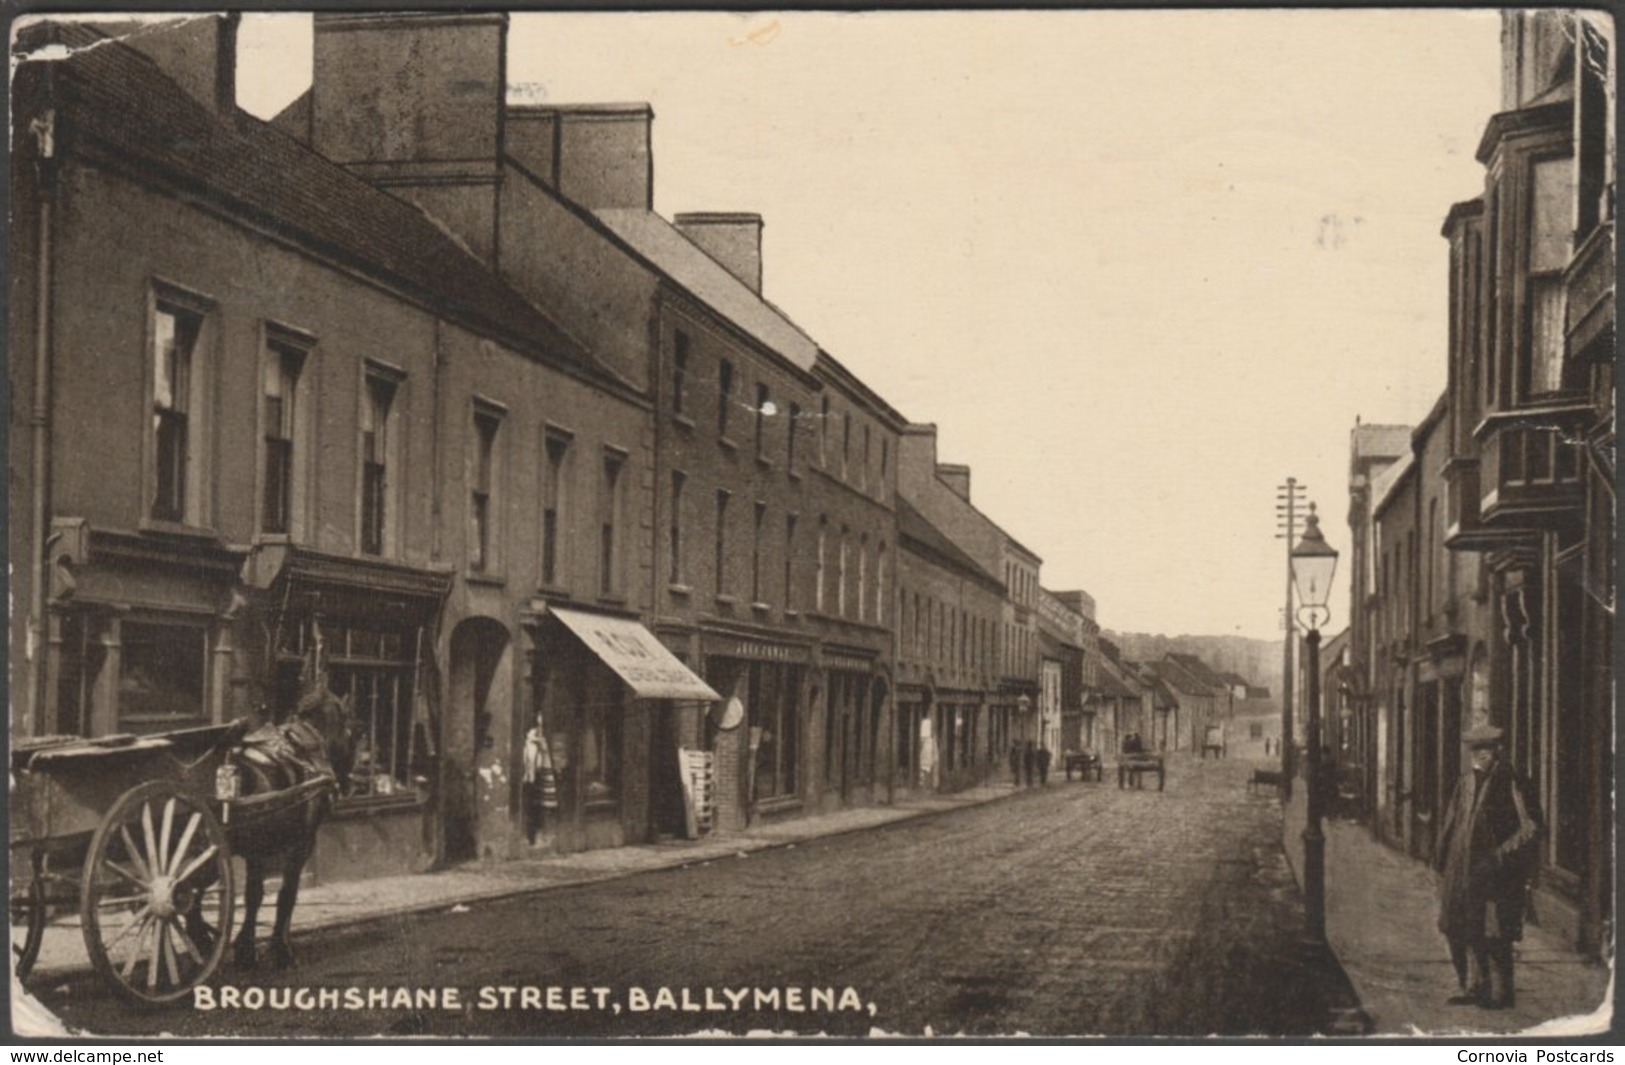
[1016, 693, 1032, 744]
[1291, 502, 1338, 941]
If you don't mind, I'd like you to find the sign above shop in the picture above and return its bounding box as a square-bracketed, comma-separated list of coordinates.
[550, 607, 720, 702]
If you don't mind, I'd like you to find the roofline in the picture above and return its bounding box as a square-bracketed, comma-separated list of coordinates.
[1412, 391, 1449, 447]
[814, 349, 911, 429]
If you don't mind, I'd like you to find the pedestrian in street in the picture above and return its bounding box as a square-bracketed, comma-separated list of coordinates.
[1022, 741, 1036, 787]
[1008, 741, 1022, 787]
[1433, 724, 1543, 1010]
[1036, 745, 1052, 786]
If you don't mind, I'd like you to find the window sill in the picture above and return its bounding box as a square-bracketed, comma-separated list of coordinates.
[752, 795, 803, 817]
[672, 413, 696, 431]
[714, 594, 738, 607]
[718, 436, 739, 454]
[139, 519, 221, 541]
[783, 609, 800, 621]
[667, 583, 693, 597]
[597, 593, 629, 608]
[535, 583, 573, 600]
[750, 601, 771, 614]
[755, 455, 775, 471]
[466, 571, 507, 588]
[787, 469, 803, 483]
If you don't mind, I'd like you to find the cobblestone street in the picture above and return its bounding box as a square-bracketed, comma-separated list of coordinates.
[33, 755, 1358, 1039]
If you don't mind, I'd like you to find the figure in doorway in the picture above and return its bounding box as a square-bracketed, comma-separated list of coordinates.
[521, 713, 559, 844]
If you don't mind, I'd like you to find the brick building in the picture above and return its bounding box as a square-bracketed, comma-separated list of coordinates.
[1346, 10, 1613, 956]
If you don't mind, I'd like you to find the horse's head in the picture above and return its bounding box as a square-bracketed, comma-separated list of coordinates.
[294, 686, 359, 795]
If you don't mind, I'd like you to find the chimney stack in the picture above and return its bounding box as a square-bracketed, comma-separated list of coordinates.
[508, 104, 654, 211]
[936, 464, 971, 502]
[674, 212, 764, 293]
[310, 13, 508, 261]
[90, 13, 239, 113]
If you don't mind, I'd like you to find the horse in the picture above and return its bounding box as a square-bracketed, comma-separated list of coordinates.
[222, 682, 357, 971]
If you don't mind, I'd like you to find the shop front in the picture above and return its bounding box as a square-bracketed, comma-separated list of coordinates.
[700, 632, 813, 831]
[522, 604, 719, 855]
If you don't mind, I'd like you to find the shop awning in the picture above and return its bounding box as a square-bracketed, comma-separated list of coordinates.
[549, 607, 720, 702]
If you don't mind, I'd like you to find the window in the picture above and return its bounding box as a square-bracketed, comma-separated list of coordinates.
[752, 501, 767, 604]
[787, 402, 801, 472]
[880, 439, 889, 488]
[360, 368, 401, 557]
[876, 543, 887, 623]
[470, 404, 503, 573]
[784, 514, 798, 610]
[600, 450, 625, 596]
[672, 331, 689, 416]
[669, 471, 686, 585]
[756, 383, 771, 458]
[815, 521, 827, 612]
[838, 529, 849, 617]
[857, 537, 869, 621]
[119, 619, 208, 731]
[261, 337, 306, 535]
[819, 396, 830, 467]
[541, 430, 572, 587]
[1526, 156, 1574, 397]
[151, 300, 205, 523]
[842, 412, 851, 480]
[718, 359, 735, 437]
[862, 424, 871, 490]
[715, 490, 731, 597]
[749, 662, 801, 801]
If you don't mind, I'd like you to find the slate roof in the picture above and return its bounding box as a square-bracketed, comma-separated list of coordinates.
[1088, 656, 1137, 699]
[21, 22, 598, 379]
[897, 496, 1003, 591]
[1167, 653, 1226, 691]
[593, 208, 820, 372]
[1149, 657, 1216, 699]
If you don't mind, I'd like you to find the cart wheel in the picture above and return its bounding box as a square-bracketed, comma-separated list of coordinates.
[10, 849, 45, 982]
[81, 781, 234, 1007]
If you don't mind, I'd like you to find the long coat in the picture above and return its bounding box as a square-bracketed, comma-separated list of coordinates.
[1433, 758, 1543, 942]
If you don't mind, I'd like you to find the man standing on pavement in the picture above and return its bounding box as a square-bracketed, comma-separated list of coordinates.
[1022, 741, 1036, 787]
[1036, 745, 1052, 786]
[1433, 724, 1543, 1010]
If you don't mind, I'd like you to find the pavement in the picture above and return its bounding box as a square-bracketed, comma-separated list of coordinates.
[1279, 776, 1614, 1038]
[20, 782, 1016, 982]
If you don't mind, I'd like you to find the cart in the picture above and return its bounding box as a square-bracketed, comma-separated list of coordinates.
[9, 723, 333, 1007]
[1116, 753, 1166, 790]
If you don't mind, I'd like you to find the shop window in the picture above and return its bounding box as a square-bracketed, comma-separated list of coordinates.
[582, 675, 623, 805]
[119, 619, 208, 732]
[541, 429, 573, 587]
[749, 661, 801, 801]
[261, 333, 308, 536]
[150, 294, 210, 525]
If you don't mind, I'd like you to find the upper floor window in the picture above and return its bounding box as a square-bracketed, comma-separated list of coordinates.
[150, 296, 209, 524]
[261, 333, 308, 536]
[880, 438, 889, 487]
[756, 383, 771, 459]
[787, 402, 801, 472]
[819, 397, 831, 467]
[857, 536, 869, 621]
[861, 424, 871, 491]
[715, 490, 732, 598]
[600, 449, 626, 597]
[752, 502, 768, 604]
[815, 520, 827, 612]
[673, 331, 690, 416]
[669, 470, 686, 585]
[360, 366, 402, 557]
[469, 403, 503, 573]
[876, 543, 887, 623]
[718, 359, 735, 438]
[1526, 156, 1575, 397]
[838, 528, 850, 617]
[842, 412, 852, 481]
[541, 430, 573, 587]
[784, 514, 798, 610]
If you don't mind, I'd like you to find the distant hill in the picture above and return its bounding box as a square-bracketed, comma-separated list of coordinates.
[1102, 632, 1283, 692]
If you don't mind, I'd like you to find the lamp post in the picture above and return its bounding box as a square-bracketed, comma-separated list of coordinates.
[1016, 693, 1032, 745]
[1291, 503, 1339, 941]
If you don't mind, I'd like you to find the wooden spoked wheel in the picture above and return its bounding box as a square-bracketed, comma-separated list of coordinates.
[81, 782, 234, 1007]
[9, 848, 45, 982]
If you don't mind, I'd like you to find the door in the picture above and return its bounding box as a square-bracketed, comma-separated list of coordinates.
[648, 702, 686, 839]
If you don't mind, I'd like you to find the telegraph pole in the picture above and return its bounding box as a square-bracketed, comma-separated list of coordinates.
[1275, 478, 1306, 799]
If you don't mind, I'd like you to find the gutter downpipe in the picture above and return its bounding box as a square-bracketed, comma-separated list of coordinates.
[27, 103, 58, 737]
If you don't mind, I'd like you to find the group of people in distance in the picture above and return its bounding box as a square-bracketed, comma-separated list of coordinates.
[1007, 740, 1052, 787]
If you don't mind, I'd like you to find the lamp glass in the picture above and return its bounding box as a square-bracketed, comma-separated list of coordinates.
[1290, 509, 1340, 612]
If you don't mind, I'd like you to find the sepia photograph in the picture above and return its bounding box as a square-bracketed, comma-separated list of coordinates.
[5, 6, 1617, 1043]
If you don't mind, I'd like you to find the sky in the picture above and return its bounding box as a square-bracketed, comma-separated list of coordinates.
[235, 10, 1504, 641]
